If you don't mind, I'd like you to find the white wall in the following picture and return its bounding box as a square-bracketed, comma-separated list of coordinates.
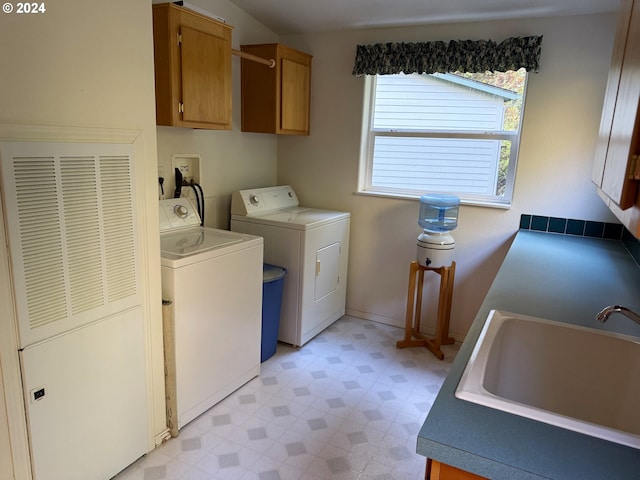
[0, 0, 164, 474]
[155, 0, 280, 228]
[277, 13, 619, 340]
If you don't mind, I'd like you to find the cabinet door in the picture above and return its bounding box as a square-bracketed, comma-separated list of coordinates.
[592, 0, 632, 186]
[240, 43, 311, 135]
[315, 242, 340, 300]
[593, 0, 639, 209]
[180, 24, 231, 128]
[429, 460, 487, 480]
[21, 308, 148, 480]
[152, 3, 232, 130]
[603, 0, 640, 208]
[281, 57, 310, 133]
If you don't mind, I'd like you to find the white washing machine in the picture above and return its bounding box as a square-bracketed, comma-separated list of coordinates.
[231, 185, 350, 347]
[159, 198, 263, 430]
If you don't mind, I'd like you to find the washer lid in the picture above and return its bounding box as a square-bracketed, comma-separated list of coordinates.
[233, 207, 350, 230]
[161, 228, 242, 258]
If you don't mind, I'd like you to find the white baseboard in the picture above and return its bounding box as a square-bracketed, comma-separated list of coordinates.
[345, 308, 464, 344]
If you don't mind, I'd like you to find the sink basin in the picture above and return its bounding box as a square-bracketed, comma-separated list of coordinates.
[455, 310, 640, 449]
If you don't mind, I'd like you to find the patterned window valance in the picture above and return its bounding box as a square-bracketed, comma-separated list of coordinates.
[352, 36, 543, 76]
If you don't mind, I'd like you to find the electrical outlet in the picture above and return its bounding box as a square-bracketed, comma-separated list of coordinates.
[172, 154, 201, 186]
[158, 166, 164, 179]
[177, 164, 191, 183]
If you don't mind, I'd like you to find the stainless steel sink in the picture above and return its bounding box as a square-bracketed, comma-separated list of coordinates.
[455, 310, 640, 449]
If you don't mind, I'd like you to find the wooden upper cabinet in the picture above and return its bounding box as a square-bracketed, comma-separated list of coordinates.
[152, 3, 232, 130]
[593, 0, 640, 209]
[241, 44, 312, 135]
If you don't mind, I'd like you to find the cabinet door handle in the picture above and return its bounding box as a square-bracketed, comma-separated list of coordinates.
[316, 260, 321, 275]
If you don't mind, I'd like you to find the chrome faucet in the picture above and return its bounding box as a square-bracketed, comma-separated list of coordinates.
[596, 305, 640, 326]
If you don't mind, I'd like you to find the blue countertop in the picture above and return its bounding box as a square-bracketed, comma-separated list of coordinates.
[417, 230, 640, 479]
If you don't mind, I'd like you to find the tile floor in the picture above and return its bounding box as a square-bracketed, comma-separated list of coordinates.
[114, 315, 457, 480]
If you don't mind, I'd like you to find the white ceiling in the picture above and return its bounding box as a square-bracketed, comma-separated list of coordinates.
[226, 0, 620, 34]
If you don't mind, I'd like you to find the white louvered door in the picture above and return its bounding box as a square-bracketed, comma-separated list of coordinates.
[0, 141, 140, 348]
[0, 141, 148, 479]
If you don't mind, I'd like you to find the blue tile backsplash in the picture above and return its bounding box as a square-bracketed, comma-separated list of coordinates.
[520, 214, 639, 265]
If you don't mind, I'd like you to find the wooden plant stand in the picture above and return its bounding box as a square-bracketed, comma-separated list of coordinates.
[397, 260, 456, 360]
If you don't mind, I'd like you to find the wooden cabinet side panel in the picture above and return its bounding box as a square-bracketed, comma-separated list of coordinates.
[152, 4, 179, 126]
[601, 0, 640, 208]
[241, 45, 278, 133]
[593, 0, 634, 186]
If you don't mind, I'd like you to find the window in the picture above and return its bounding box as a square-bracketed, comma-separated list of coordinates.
[358, 69, 528, 207]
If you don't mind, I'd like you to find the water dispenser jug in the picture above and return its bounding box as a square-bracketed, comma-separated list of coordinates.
[417, 194, 459, 267]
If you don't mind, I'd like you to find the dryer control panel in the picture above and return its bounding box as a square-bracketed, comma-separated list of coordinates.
[231, 185, 299, 216]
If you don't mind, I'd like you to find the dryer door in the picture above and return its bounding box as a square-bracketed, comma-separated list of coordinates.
[315, 242, 341, 300]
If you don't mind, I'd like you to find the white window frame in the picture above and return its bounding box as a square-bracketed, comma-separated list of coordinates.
[358, 74, 528, 208]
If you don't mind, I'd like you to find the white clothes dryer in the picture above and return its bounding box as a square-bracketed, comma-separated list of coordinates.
[231, 185, 350, 347]
[160, 198, 263, 430]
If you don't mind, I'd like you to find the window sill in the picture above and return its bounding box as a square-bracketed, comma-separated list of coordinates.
[354, 189, 512, 209]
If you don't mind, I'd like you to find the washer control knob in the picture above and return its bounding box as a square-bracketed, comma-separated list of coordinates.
[249, 194, 260, 206]
[174, 204, 188, 218]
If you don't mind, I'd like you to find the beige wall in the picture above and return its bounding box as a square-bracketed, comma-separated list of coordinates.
[154, 0, 280, 228]
[277, 13, 619, 340]
[0, 0, 282, 474]
[0, 361, 13, 479]
[0, 0, 622, 474]
[0, 0, 164, 474]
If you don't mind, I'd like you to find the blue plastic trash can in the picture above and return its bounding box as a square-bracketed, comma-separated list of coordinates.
[261, 264, 286, 362]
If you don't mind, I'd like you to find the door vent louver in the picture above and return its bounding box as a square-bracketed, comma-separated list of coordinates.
[0, 142, 140, 347]
[13, 156, 67, 329]
[61, 155, 104, 315]
[100, 155, 137, 302]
